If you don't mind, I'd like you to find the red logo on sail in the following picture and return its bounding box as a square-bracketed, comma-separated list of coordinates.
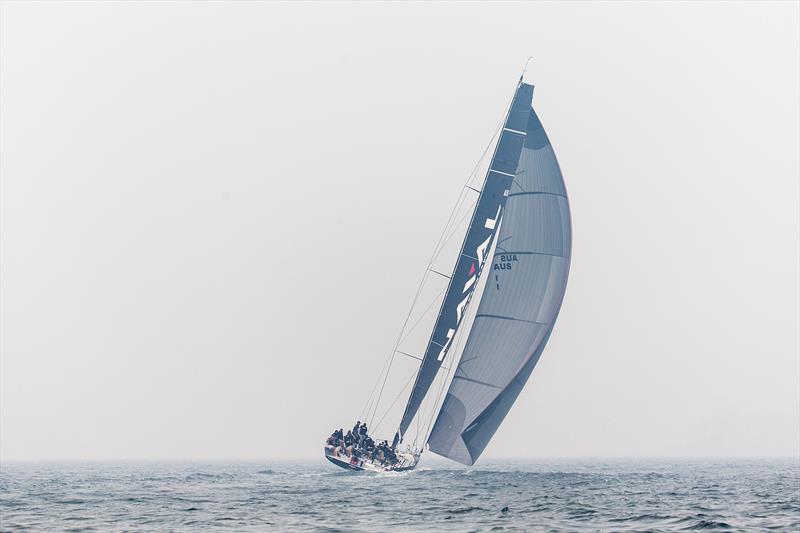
[468, 263, 476, 276]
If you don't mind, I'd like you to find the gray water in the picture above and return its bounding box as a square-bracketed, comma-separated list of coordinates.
[1, 459, 798, 531]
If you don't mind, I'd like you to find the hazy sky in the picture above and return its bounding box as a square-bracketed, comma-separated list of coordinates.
[1, 2, 798, 461]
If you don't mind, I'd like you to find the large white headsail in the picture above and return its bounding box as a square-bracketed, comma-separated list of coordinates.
[427, 87, 572, 465]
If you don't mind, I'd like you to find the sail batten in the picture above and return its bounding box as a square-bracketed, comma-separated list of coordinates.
[427, 100, 572, 465]
[393, 83, 536, 446]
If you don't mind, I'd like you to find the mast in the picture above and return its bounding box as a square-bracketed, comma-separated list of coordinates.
[392, 79, 534, 448]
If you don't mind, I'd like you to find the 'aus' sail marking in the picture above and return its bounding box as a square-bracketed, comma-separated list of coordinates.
[494, 254, 519, 271]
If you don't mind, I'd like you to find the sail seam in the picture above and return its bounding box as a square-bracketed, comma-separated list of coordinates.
[497, 251, 569, 259]
[474, 314, 548, 326]
[507, 191, 566, 199]
[452, 375, 503, 389]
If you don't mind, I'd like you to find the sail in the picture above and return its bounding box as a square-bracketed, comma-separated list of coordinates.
[427, 98, 571, 465]
[393, 82, 535, 446]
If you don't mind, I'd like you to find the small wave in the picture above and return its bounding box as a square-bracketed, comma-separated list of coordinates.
[674, 514, 711, 524]
[569, 507, 597, 518]
[184, 472, 223, 480]
[609, 513, 671, 522]
[170, 496, 214, 504]
[682, 520, 734, 530]
[447, 506, 483, 514]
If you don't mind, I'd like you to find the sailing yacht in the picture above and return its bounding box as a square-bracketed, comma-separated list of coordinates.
[324, 71, 571, 472]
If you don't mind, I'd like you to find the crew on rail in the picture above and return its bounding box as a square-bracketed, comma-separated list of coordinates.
[326, 421, 398, 466]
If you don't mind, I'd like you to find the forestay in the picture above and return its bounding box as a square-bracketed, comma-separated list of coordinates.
[427, 95, 572, 465]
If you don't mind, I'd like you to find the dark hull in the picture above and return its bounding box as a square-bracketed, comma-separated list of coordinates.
[325, 454, 364, 471]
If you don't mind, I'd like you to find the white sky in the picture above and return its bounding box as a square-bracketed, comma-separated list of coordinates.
[1, 2, 798, 461]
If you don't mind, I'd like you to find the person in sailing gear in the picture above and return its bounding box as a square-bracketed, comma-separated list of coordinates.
[327, 428, 341, 446]
[336, 430, 347, 456]
[359, 423, 368, 439]
[344, 430, 354, 448]
[373, 440, 388, 466]
[377, 440, 397, 465]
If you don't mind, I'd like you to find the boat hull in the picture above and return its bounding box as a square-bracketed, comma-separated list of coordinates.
[324, 445, 419, 472]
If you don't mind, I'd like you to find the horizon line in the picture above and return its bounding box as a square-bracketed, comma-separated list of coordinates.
[2, 455, 799, 464]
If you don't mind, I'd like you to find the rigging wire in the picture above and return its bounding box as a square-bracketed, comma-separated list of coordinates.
[366, 270, 431, 428]
[396, 286, 447, 346]
[360, 350, 393, 421]
[429, 200, 479, 268]
[372, 370, 418, 435]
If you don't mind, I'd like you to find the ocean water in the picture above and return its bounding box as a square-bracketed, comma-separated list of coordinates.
[1, 459, 798, 531]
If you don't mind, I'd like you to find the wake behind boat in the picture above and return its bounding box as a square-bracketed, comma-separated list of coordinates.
[324, 66, 572, 472]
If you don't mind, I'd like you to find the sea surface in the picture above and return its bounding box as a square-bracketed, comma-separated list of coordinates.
[1, 459, 798, 531]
